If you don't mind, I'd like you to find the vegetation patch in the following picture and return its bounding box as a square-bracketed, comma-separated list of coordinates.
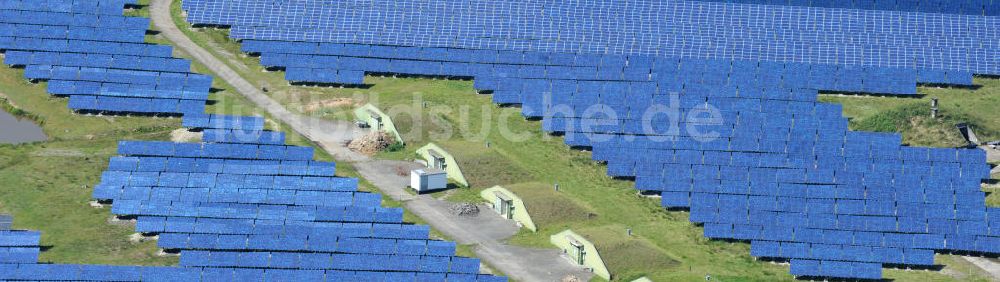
[504, 182, 594, 230]
[575, 225, 681, 281]
[437, 141, 535, 189]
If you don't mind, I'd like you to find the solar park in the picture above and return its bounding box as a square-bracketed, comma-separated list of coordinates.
[173, 0, 1000, 280]
[0, 0, 504, 281]
[0, 0, 997, 281]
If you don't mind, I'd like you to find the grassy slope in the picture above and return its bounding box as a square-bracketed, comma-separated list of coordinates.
[168, 2, 998, 280]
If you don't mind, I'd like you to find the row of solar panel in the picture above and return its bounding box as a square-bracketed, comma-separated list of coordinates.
[116, 141, 312, 160]
[690, 208, 995, 235]
[0, 10, 147, 30]
[96, 173, 356, 193]
[284, 68, 364, 85]
[248, 41, 976, 89]
[588, 129, 979, 158]
[99, 172, 350, 192]
[0, 247, 39, 264]
[107, 156, 336, 176]
[603, 155, 985, 179]
[0, 0, 135, 16]
[0, 37, 176, 58]
[706, 220, 998, 247]
[106, 195, 384, 218]
[115, 190, 363, 212]
[643, 178, 984, 202]
[790, 259, 882, 280]
[5, 51, 194, 73]
[0, 232, 40, 247]
[103, 185, 370, 208]
[625, 161, 978, 184]
[202, 129, 287, 145]
[258, 46, 969, 87]
[133, 216, 432, 238]
[544, 120, 820, 141]
[25, 68, 209, 93]
[583, 125, 914, 147]
[0, 264, 505, 282]
[101, 187, 362, 209]
[152, 221, 422, 243]
[181, 115, 266, 131]
[263, 53, 958, 95]
[696, 224, 995, 250]
[0, 24, 144, 43]
[159, 234, 451, 256]
[100, 166, 339, 182]
[596, 147, 986, 171]
[48, 81, 208, 101]
[586, 137, 882, 159]
[647, 172, 983, 191]
[688, 188, 990, 212]
[158, 231, 408, 251]
[93, 178, 357, 201]
[660, 189, 989, 209]
[604, 152, 988, 181]
[112, 203, 317, 222]
[750, 241, 936, 267]
[669, 193, 991, 218]
[655, 178, 987, 200]
[176, 251, 481, 274]
[699, 0, 1000, 16]
[753, 239, 938, 268]
[67, 95, 205, 115]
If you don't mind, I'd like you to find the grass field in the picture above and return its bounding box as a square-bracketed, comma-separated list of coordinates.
[167, 1, 1000, 280]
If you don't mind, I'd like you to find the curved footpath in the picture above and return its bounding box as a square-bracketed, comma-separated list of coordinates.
[149, 0, 593, 281]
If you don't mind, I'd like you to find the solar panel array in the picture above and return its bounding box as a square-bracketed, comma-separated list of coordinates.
[183, 0, 1000, 77]
[180, 0, 1000, 279]
[0, 0, 209, 115]
[695, 0, 1000, 15]
[0, 1, 503, 281]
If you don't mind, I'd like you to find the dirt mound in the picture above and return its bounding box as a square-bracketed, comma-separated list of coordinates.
[170, 128, 203, 142]
[304, 98, 357, 112]
[449, 203, 480, 217]
[347, 131, 395, 155]
[561, 275, 583, 282]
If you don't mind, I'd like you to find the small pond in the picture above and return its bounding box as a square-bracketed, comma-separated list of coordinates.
[0, 109, 46, 144]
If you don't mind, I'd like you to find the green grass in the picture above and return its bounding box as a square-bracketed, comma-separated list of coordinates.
[574, 225, 681, 281]
[170, 2, 1000, 279]
[504, 182, 594, 229]
[433, 140, 535, 189]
